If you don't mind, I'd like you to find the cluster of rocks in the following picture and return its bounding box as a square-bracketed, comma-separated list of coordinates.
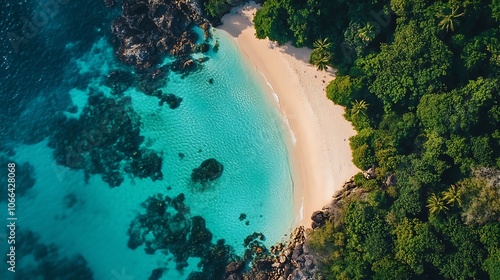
[332, 177, 358, 202]
[127, 193, 239, 280]
[13, 229, 94, 279]
[48, 91, 163, 187]
[311, 210, 330, 230]
[362, 166, 397, 186]
[109, 0, 212, 70]
[225, 227, 318, 280]
[309, 176, 367, 233]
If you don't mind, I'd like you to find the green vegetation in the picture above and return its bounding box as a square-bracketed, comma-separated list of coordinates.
[311, 38, 332, 70]
[255, 0, 500, 279]
[204, 0, 233, 17]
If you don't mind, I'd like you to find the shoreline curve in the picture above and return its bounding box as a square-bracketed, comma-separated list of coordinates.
[218, 1, 360, 228]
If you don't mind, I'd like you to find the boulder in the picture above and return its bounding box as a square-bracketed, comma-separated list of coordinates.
[363, 167, 376, 179]
[279, 255, 287, 264]
[226, 261, 244, 274]
[385, 174, 396, 186]
[255, 260, 273, 271]
[311, 211, 328, 229]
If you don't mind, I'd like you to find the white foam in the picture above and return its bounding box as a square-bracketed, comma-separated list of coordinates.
[283, 116, 297, 146]
[299, 196, 304, 222]
[257, 72, 297, 146]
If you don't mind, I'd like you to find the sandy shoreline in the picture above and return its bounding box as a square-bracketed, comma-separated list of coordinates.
[218, 2, 359, 228]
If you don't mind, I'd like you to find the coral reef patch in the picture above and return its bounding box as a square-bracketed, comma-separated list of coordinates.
[48, 91, 163, 187]
[127, 193, 239, 279]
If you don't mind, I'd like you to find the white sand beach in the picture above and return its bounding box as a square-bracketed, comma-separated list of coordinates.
[218, 2, 360, 227]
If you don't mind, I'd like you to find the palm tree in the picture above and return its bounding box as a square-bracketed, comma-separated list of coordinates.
[358, 23, 376, 42]
[442, 184, 462, 207]
[313, 38, 331, 52]
[437, 6, 465, 32]
[351, 100, 369, 116]
[314, 53, 331, 71]
[311, 38, 332, 71]
[427, 193, 449, 215]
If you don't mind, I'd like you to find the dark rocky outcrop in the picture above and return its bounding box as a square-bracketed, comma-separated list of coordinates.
[239, 227, 318, 280]
[311, 210, 329, 229]
[191, 158, 224, 185]
[109, 0, 211, 70]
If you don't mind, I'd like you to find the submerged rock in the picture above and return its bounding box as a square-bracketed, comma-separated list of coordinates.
[129, 150, 163, 181]
[159, 93, 183, 109]
[148, 268, 165, 280]
[191, 158, 224, 184]
[137, 66, 169, 95]
[105, 70, 134, 95]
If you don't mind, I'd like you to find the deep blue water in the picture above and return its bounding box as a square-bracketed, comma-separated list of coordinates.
[0, 1, 295, 279]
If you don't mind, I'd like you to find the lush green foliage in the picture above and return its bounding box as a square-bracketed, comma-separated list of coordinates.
[255, 0, 500, 278]
[204, 0, 233, 17]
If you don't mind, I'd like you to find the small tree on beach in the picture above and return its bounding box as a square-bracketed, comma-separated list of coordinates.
[311, 38, 332, 71]
[313, 53, 332, 71]
[313, 38, 331, 52]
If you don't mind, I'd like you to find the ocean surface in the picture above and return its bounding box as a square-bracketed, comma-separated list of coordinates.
[0, 1, 295, 279]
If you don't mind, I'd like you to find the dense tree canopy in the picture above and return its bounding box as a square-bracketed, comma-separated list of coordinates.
[255, 0, 500, 278]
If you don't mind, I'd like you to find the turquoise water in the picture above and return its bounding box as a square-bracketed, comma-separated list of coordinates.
[1, 29, 294, 279]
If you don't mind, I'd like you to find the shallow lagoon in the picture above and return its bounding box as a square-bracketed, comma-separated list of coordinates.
[1, 29, 294, 279]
